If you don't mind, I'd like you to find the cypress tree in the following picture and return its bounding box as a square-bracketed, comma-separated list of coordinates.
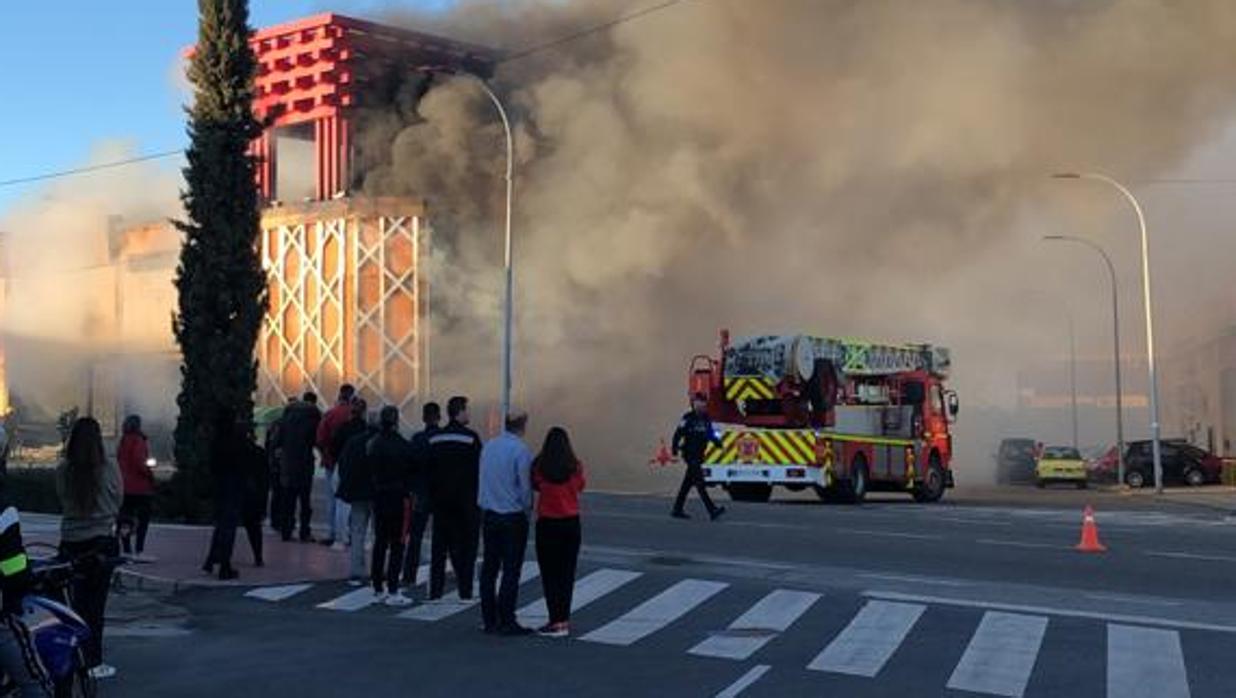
[172, 0, 266, 521]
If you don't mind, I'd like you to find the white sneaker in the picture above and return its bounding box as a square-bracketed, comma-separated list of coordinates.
[331, 542, 347, 552]
[385, 592, 412, 607]
[347, 577, 365, 588]
[373, 591, 388, 603]
[88, 664, 117, 680]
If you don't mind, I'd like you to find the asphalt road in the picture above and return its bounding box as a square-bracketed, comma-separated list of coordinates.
[105, 486, 1236, 697]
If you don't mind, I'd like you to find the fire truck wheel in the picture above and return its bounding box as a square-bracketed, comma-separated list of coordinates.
[728, 484, 773, 503]
[914, 456, 946, 503]
[841, 456, 869, 504]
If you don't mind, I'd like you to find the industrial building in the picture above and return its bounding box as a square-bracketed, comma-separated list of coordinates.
[0, 13, 496, 433]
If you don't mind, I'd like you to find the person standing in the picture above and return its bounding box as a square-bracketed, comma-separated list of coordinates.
[671, 393, 726, 521]
[264, 399, 293, 534]
[203, 415, 256, 580]
[116, 415, 156, 561]
[427, 396, 482, 600]
[402, 401, 440, 594]
[240, 432, 269, 569]
[368, 406, 413, 606]
[532, 427, 586, 638]
[337, 408, 377, 586]
[277, 392, 321, 542]
[478, 411, 534, 636]
[57, 417, 122, 680]
[316, 384, 356, 549]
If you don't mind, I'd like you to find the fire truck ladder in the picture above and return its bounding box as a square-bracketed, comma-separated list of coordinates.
[813, 339, 932, 377]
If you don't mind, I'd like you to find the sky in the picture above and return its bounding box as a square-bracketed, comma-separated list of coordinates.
[0, 0, 454, 215]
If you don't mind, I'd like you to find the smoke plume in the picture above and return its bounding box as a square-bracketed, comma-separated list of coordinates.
[358, 0, 1236, 490]
[0, 141, 182, 430]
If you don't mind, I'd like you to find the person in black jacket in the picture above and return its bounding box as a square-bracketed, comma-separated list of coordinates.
[0, 478, 52, 696]
[368, 407, 413, 605]
[337, 409, 377, 586]
[240, 438, 269, 568]
[671, 393, 726, 521]
[427, 396, 482, 600]
[277, 393, 321, 542]
[204, 414, 258, 580]
[401, 401, 440, 593]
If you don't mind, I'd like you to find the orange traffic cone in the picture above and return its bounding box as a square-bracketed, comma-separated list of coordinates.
[1076, 505, 1107, 553]
[648, 439, 677, 468]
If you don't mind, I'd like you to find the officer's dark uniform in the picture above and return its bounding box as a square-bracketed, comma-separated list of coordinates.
[671, 409, 724, 518]
[401, 423, 440, 587]
[427, 421, 482, 599]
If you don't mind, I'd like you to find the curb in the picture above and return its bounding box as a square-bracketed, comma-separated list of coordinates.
[116, 566, 347, 595]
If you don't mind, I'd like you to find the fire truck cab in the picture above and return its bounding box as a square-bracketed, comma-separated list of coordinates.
[688, 331, 959, 504]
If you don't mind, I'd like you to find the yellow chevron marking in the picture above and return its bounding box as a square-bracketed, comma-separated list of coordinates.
[769, 431, 807, 464]
[758, 434, 790, 464]
[724, 377, 777, 402]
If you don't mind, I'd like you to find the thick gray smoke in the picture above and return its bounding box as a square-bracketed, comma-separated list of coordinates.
[0, 142, 182, 432]
[363, 0, 1236, 490]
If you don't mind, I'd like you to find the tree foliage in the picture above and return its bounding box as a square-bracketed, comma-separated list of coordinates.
[171, 0, 266, 522]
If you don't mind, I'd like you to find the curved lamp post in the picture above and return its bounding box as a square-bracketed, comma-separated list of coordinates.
[1043, 234, 1125, 486]
[1052, 172, 1161, 493]
[419, 68, 515, 424]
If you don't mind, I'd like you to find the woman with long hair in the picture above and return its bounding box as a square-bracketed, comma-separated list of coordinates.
[57, 416, 122, 680]
[116, 415, 156, 561]
[531, 427, 586, 638]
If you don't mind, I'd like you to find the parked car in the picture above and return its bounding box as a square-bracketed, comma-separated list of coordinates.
[996, 438, 1038, 484]
[1122, 440, 1221, 488]
[1035, 446, 1088, 489]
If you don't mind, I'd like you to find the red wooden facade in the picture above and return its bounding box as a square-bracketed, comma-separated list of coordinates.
[244, 13, 494, 201]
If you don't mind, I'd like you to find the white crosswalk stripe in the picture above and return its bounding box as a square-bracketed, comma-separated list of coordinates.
[690, 589, 820, 660]
[947, 611, 1048, 697]
[241, 564, 1220, 697]
[399, 562, 539, 622]
[715, 665, 771, 698]
[1107, 624, 1191, 698]
[316, 587, 383, 612]
[808, 600, 925, 677]
[517, 568, 642, 628]
[245, 584, 313, 602]
[582, 579, 729, 646]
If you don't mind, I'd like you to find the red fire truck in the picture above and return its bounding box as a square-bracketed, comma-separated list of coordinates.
[688, 331, 959, 504]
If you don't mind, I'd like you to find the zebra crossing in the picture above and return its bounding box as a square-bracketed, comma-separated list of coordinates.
[241, 565, 1220, 697]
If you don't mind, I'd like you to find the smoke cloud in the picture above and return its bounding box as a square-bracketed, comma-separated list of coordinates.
[0, 141, 182, 431]
[361, 0, 1236, 490]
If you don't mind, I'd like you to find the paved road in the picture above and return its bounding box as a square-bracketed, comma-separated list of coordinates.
[104, 489, 1236, 697]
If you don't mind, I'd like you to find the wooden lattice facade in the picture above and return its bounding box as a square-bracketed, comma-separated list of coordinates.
[257, 198, 428, 416]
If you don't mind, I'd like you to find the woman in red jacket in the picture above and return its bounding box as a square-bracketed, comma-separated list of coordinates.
[531, 427, 586, 638]
[117, 415, 156, 561]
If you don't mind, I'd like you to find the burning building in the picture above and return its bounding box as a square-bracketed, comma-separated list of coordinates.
[0, 13, 495, 431]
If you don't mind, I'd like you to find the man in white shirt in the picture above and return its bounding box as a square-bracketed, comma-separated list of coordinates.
[477, 411, 533, 636]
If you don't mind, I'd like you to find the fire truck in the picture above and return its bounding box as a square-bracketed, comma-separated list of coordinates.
[687, 331, 959, 504]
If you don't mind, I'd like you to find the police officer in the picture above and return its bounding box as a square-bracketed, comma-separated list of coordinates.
[671, 393, 726, 521]
[427, 396, 483, 600]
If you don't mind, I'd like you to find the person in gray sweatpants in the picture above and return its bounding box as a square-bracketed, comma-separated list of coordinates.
[336, 411, 378, 585]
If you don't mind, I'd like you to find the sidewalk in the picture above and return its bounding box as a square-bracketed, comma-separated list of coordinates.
[1115, 484, 1236, 515]
[23, 514, 351, 591]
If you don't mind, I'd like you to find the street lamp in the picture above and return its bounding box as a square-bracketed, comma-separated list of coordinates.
[1043, 234, 1125, 486]
[1052, 172, 1162, 493]
[419, 68, 516, 424]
